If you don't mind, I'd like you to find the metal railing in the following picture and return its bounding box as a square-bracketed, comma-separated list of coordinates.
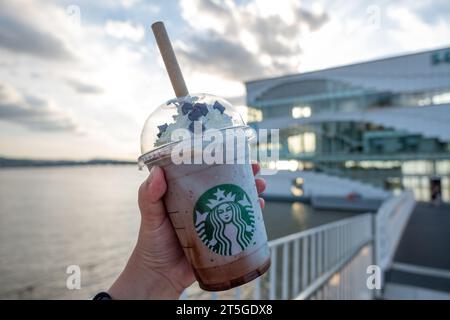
[374, 190, 415, 273]
[181, 191, 415, 300]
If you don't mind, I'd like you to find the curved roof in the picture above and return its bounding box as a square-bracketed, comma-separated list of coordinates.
[246, 47, 450, 105]
[257, 78, 363, 101]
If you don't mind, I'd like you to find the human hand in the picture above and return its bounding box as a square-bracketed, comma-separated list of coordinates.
[108, 163, 266, 299]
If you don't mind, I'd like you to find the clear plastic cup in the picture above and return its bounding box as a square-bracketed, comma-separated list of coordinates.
[139, 93, 270, 291]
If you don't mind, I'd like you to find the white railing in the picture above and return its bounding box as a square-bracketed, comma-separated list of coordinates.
[181, 214, 373, 300]
[181, 191, 415, 300]
[374, 190, 416, 273]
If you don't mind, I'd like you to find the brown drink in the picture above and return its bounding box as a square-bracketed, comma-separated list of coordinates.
[165, 162, 270, 291]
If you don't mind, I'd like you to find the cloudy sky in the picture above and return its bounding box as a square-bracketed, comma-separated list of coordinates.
[0, 0, 449, 160]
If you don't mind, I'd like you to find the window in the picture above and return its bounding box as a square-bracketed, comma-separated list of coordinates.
[304, 132, 315, 152]
[292, 106, 311, 119]
[247, 107, 263, 122]
[437, 160, 450, 175]
[432, 92, 450, 105]
[267, 160, 300, 171]
[402, 161, 433, 175]
[288, 132, 316, 154]
[402, 176, 431, 202]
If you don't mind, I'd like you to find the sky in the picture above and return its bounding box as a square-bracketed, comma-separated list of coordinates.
[0, 0, 449, 160]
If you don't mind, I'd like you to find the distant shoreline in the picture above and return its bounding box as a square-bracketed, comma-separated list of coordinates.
[0, 157, 136, 168]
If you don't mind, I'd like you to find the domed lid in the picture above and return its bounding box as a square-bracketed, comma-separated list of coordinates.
[139, 93, 248, 165]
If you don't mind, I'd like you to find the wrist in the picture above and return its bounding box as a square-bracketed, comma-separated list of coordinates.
[108, 249, 182, 300]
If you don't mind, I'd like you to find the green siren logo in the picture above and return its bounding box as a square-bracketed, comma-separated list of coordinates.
[194, 184, 256, 256]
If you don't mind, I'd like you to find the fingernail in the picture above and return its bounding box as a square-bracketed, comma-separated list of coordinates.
[259, 198, 265, 209]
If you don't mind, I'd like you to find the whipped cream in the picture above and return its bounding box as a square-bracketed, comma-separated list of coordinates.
[155, 96, 233, 146]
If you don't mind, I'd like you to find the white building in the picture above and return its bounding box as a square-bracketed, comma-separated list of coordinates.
[246, 47, 450, 203]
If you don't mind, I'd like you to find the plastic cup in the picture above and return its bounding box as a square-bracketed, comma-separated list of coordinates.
[139, 94, 270, 291]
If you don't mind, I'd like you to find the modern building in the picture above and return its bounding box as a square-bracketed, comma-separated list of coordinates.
[246, 47, 450, 202]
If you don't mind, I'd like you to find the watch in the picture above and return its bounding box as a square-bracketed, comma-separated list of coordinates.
[93, 291, 113, 300]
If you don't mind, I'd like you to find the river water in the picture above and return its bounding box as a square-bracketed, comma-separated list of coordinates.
[0, 165, 356, 299]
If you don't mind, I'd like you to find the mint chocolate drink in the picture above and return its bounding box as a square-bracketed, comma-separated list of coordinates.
[138, 22, 270, 291]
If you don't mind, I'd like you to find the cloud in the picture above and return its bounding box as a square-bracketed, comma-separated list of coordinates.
[120, 0, 140, 8]
[105, 20, 145, 42]
[65, 78, 103, 95]
[178, 33, 265, 79]
[0, 82, 78, 132]
[177, 0, 328, 80]
[385, 4, 450, 51]
[0, 0, 74, 60]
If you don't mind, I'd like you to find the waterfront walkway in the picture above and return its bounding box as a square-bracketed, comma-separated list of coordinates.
[384, 202, 450, 299]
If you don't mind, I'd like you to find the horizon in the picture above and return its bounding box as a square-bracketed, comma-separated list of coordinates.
[1, 0, 450, 160]
[0, 154, 137, 162]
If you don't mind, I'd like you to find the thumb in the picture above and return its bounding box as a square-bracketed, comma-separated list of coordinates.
[138, 166, 168, 230]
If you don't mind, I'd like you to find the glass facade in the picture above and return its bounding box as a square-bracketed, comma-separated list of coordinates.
[287, 133, 316, 154]
[246, 48, 450, 202]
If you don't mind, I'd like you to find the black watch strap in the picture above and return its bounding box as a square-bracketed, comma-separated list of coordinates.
[93, 292, 113, 300]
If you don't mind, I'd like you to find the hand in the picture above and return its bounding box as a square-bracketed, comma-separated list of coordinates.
[108, 163, 266, 299]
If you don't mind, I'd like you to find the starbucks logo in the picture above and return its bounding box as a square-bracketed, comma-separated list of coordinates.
[194, 184, 256, 256]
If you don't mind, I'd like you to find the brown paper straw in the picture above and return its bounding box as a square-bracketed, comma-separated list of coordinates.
[151, 21, 189, 98]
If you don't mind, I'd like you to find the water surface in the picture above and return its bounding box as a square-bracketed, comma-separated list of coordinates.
[0, 166, 355, 299]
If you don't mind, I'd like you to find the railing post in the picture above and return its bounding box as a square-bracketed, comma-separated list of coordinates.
[269, 246, 277, 300]
[293, 239, 300, 297]
[348, 224, 352, 257]
[318, 231, 323, 277]
[334, 227, 338, 265]
[253, 276, 261, 300]
[344, 225, 350, 260]
[311, 233, 316, 282]
[372, 210, 381, 299]
[302, 236, 308, 290]
[342, 225, 346, 262]
[337, 227, 342, 264]
[282, 242, 289, 300]
[324, 231, 328, 273]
